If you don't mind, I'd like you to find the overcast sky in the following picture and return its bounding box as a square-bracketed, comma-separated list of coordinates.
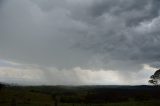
[0, 0, 159, 85]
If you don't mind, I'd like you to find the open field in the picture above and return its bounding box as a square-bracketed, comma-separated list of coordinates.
[0, 85, 160, 106]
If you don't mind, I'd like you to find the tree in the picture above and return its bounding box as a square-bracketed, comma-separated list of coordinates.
[149, 69, 160, 85]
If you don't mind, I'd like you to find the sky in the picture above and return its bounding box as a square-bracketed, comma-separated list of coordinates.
[0, 0, 159, 85]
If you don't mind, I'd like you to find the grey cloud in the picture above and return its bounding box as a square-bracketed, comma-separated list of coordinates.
[0, 61, 153, 85]
[71, 0, 160, 70]
[70, 0, 160, 26]
[0, 0, 160, 72]
[0, 0, 92, 69]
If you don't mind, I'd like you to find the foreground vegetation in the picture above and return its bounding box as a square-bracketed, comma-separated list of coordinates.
[0, 84, 160, 106]
[60, 101, 160, 106]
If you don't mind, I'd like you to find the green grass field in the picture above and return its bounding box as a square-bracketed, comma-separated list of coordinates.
[0, 88, 54, 106]
[60, 101, 160, 106]
[0, 101, 160, 106]
[0, 85, 160, 106]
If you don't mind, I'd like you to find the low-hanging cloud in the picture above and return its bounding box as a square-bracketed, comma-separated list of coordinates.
[0, 60, 155, 85]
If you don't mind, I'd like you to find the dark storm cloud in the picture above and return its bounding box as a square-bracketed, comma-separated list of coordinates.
[70, 0, 160, 70]
[0, 0, 160, 72]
